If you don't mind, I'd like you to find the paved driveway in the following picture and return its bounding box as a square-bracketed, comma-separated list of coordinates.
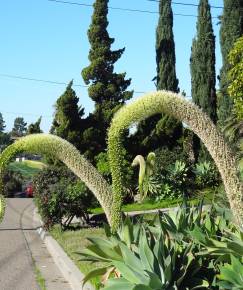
[0, 198, 72, 290]
[0, 198, 39, 290]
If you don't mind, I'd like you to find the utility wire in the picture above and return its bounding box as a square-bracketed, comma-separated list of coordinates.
[147, 0, 223, 9]
[0, 73, 87, 88]
[0, 73, 146, 94]
[1, 110, 53, 118]
[147, 0, 243, 11]
[47, 0, 218, 18]
[48, 0, 158, 14]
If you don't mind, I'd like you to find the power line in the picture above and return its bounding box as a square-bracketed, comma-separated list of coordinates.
[47, 0, 218, 18]
[0, 73, 87, 88]
[48, 0, 158, 14]
[0, 73, 146, 94]
[0, 110, 53, 118]
[147, 0, 224, 9]
[147, 0, 243, 11]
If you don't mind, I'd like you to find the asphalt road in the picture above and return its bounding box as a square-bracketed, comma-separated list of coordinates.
[0, 198, 39, 290]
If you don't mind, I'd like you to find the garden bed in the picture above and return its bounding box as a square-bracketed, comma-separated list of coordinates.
[50, 225, 106, 289]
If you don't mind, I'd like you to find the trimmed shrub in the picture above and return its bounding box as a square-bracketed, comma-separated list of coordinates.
[3, 169, 23, 197]
[33, 166, 97, 229]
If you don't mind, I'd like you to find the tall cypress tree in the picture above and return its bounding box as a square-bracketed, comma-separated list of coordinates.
[82, 0, 133, 160]
[190, 0, 216, 161]
[0, 113, 5, 133]
[156, 0, 179, 92]
[218, 0, 243, 125]
[133, 0, 181, 155]
[190, 0, 216, 123]
[51, 81, 86, 152]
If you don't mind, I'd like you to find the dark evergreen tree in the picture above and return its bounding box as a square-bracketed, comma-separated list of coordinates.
[218, 0, 243, 125]
[0, 133, 11, 153]
[51, 81, 86, 152]
[132, 0, 181, 155]
[190, 0, 216, 161]
[11, 117, 27, 137]
[81, 0, 133, 160]
[190, 0, 217, 123]
[156, 0, 179, 92]
[0, 113, 11, 152]
[27, 116, 43, 134]
[0, 113, 5, 133]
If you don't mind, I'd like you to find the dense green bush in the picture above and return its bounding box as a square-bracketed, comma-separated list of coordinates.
[80, 203, 243, 289]
[154, 146, 187, 174]
[95, 152, 111, 180]
[193, 161, 220, 189]
[3, 169, 23, 197]
[153, 158, 221, 202]
[33, 166, 97, 229]
[153, 160, 189, 201]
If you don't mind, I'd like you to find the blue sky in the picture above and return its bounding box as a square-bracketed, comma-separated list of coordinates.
[0, 0, 223, 132]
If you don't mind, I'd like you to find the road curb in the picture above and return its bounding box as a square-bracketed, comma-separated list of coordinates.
[33, 208, 94, 290]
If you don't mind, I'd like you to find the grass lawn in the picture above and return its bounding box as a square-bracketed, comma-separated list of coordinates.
[90, 197, 191, 214]
[8, 160, 46, 179]
[50, 226, 106, 289]
[90, 189, 213, 214]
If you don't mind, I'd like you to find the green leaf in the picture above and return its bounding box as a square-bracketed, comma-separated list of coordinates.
[103, 278, 135, 290]
[82, 266, 109, 286]
[146, 271, 163, 289]
[119, 216, 134, 248]
[133, 285, 153, 290]
[190, 279, 209, 289]
[86, 238, 122, 261]
[112, 261, 145, 284]
[119, 242, 144, 272]
[139, 229, 155, 272]
[218, 256, 243, 287]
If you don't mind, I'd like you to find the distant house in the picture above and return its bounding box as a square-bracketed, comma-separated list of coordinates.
[15, 157, 25, 162]
[15, 154, 41, 162]
[11, 136, 42, 161]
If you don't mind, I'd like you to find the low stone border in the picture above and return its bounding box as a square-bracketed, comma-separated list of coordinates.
[33, 209, 94, 290]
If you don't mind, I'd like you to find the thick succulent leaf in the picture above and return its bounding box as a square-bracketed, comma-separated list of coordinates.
[118, 242, 143, 271]
[86, 238, 122, 261]
[103, 278, 135, 290]
[145, 271, 163, 289]
[217, 255, 243, 287]
[132, 285, 153, 290]
[112, 261, 147, 285]
[189, 225, 208, 244]
[138, 229, 155, 272]
[82, 266, 110, 286]
[104, 223, 112, 237]
[80, 247, 111, 262]
[119, 216, 134, 247]
[80, 242, 122, 262]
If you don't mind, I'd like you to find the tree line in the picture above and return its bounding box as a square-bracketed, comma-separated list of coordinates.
[1, 0, 242, 169]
